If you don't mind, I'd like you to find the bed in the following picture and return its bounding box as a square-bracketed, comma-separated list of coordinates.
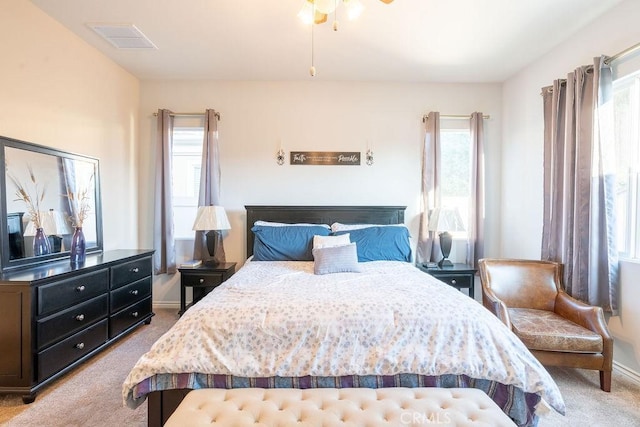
[123, 205, 565, 426]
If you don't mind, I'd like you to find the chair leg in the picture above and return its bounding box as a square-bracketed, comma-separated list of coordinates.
[600, 370, 611, 392]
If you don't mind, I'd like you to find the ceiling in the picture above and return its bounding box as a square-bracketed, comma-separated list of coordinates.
[30, 0, 623, 83]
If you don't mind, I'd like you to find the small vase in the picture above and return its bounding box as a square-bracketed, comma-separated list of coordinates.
[33, 227, 51, 256]
[70, 226, 86, 265]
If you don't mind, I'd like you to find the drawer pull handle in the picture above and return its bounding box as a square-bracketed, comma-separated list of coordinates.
[130, 289, 139, 295]
[132, 267, 139, 273]
[131, 311, 139, 318]
[75, 314, 85, 321]
[75, 342, 85, 350]
[76, 285, 86, 292]
[451, 279, 457, 285]
[199, 278, 205, 284]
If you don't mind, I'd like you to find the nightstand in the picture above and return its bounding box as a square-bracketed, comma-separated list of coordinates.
[418, 263, 477, 298]
[178, 262, 236, 315]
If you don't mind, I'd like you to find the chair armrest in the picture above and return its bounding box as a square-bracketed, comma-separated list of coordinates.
[482, 286, 512, 329]
[555, 291, 610, 335]
[555, 291, 613, 365]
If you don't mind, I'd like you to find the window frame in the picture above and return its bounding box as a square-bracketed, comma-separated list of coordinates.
[613, 70, 640, 260]
[438, 124, 472, 240]
[171, 124, 204, 240]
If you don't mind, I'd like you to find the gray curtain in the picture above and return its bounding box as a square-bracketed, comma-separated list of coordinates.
[416, 112, 440, 265]
[541, 56, 618, 313]
[193, 109, 226, 264]
[466, 112, 485, 268]
[153, 109, 176, 274]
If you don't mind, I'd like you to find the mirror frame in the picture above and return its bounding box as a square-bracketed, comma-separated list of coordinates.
[0, 135, 103, 272]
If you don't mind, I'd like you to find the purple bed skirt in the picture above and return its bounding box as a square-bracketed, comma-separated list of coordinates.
[132, 372, 540, 426]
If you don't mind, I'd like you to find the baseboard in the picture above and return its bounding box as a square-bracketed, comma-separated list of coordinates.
[613, 361, 640, 385]
[153, 301, 180, 310]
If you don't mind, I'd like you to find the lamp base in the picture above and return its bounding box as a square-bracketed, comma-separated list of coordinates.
[205, 230, 220, 260]
[203, 230, 227, 265]
[438, 231, 453, 268]
[438, 258, 454, 268]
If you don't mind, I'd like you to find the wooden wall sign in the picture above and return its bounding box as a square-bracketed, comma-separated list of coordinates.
[290, 151, 361, 165]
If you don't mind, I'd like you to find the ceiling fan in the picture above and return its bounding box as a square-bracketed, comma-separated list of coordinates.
[301, 0, 394, 25]
[299, 0, 395, 77]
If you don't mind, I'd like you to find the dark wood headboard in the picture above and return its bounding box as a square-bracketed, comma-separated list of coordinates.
[244, 205, 406, 258]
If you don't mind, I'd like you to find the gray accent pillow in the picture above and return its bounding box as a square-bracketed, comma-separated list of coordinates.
[312, 243, 362, 275]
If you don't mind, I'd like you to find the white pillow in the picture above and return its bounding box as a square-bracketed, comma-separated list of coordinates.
[313, 243, 362, 275]
[313, 233, 351, 249]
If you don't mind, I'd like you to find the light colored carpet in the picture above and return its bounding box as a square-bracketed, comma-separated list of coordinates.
[0, 308, 178, 427]
[538, 366, 640, 426]
[1, 308, 639, 426]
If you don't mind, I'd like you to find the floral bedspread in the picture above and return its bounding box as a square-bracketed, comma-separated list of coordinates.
[123, 260, 565, 418]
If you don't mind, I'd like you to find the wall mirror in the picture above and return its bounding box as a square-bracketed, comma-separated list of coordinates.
[0, 135, 103, 272]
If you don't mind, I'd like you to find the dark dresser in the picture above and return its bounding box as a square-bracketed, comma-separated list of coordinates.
[0, 249, 154, 403]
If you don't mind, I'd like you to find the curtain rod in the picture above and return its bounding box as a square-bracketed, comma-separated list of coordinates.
[422, 114, 490, 122]
[153, 111, 221, 120]
[605, 41, 640, 65]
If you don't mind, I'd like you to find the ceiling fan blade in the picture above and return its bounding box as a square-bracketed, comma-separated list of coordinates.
[314, 10, 328, 24]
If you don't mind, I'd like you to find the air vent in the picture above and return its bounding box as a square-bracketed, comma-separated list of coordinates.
[87, 23, 157, 49]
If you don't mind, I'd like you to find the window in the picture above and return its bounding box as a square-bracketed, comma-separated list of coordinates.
[439, 123, 472, 238]
[613, 70, 640, 258]
[172, 125, 204, 239]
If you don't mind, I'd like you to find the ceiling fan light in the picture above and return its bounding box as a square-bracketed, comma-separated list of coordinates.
[314, 0, 338, 15]
[297, 2, 315, 25]
[344, 0, 364, 20]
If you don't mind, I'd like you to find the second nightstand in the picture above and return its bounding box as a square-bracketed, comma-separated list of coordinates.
[178, 262, 236, 315]
[418, 263, 477, 298]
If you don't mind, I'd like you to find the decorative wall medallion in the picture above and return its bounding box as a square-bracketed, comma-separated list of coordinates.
[290, 151, 360, 165]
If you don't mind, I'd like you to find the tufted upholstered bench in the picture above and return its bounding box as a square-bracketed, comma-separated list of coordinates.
[164, 387, 517, 426]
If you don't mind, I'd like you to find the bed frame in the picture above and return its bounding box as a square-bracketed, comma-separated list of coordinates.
[147, 205, 406, 426]
[245, 205, 406, 258]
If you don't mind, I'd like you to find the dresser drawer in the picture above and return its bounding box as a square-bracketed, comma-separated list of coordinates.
[38, 269, 109, 316]
[37, 294, 108, 351]
[110, 257, 152, 290]
[435, 274, 473, 289]
[110, 276, 151, 312]
[181, 272, 224, 288]
[109, 296, 152, 338]
[37, 319, 108, 382]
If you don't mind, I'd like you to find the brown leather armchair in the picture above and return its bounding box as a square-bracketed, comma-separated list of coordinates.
[478, 258, 612, 391]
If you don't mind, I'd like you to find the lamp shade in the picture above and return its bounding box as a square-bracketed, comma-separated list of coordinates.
[192, 205, 231, 231]
[428, 207, 465, 232]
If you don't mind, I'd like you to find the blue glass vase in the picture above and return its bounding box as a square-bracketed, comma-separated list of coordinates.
[33, 227, 51, 256]
[70, 226, 86, 265]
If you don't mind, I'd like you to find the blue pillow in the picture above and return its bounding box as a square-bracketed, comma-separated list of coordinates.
[334, 226, 411, 262]
[252, 225, 330, 261]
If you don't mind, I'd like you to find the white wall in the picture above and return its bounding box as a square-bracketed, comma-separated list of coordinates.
[502, 0, 640, 376]
[139, 80, 503, 304]
[0, 0, 140, 254]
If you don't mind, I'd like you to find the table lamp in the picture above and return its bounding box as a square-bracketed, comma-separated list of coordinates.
[428, 207, 465, 267]
[192, 205, 231, 263]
